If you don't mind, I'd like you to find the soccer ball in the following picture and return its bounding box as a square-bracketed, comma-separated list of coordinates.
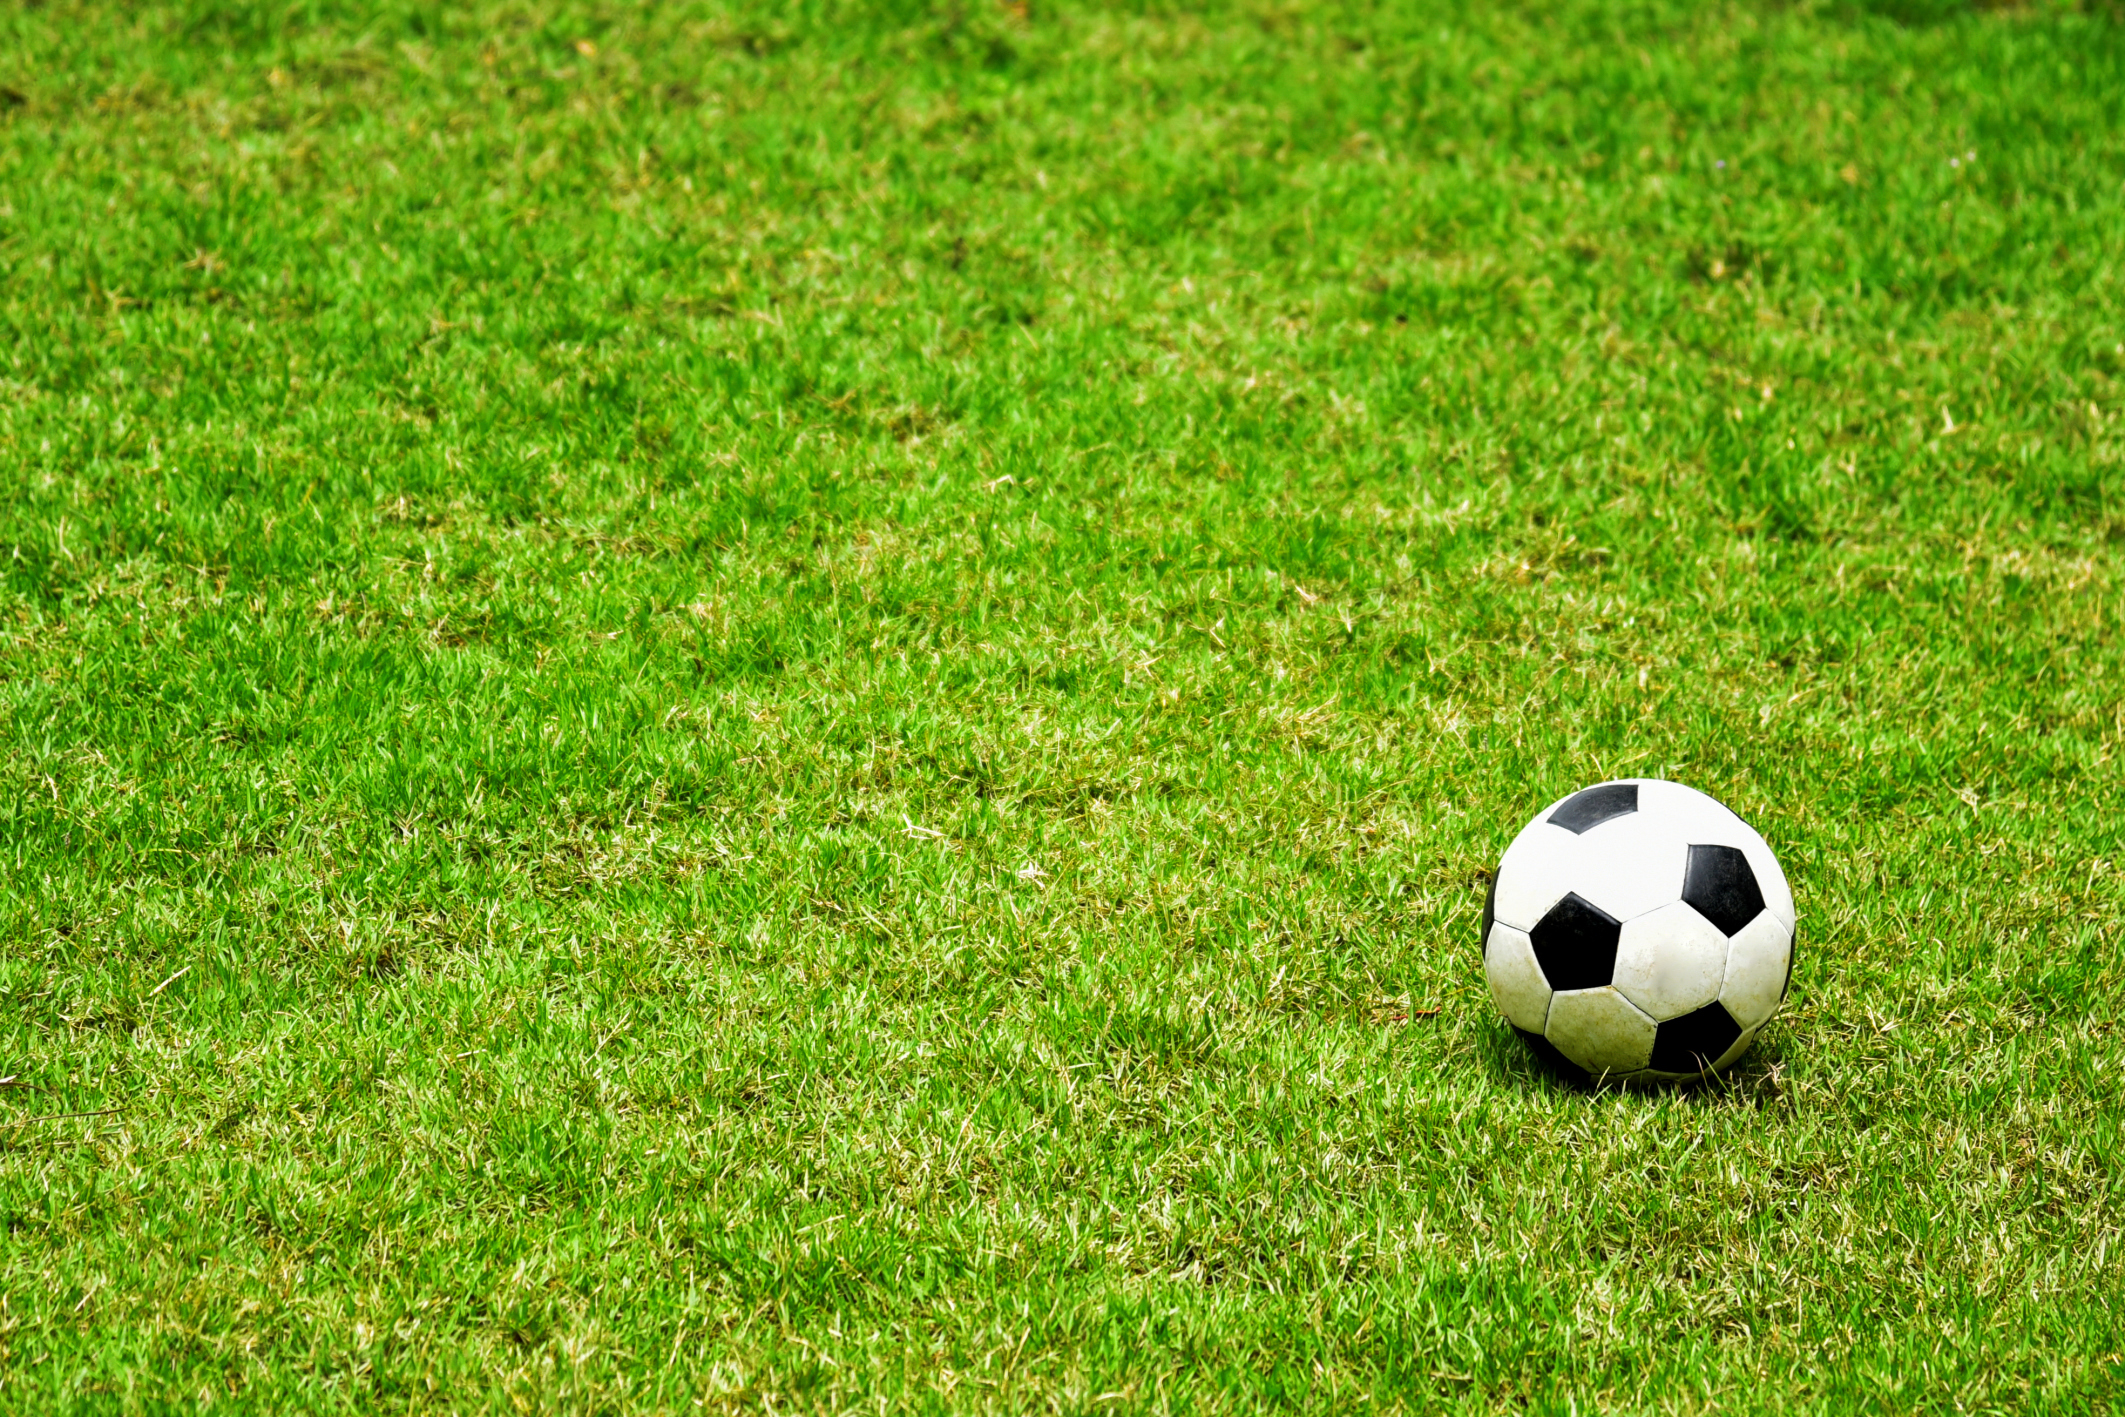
[1482, 779, 1795, 1085]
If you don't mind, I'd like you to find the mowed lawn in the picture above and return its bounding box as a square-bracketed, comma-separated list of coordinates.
[3, 0, 2123, 1410]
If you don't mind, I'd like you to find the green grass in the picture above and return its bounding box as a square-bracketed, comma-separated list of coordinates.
[2, 0, 2123, 1409]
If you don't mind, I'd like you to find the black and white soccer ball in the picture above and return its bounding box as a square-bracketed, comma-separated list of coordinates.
[1482, 779, 1795, 1084]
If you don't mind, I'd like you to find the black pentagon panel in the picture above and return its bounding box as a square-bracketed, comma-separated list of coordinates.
[1682, 843, 1766, 937]
[1479, 873, 1498, 956]
[1547, 782, 1639, 835]
[1648, 1002, 1744, 1075]
[1528, 892, 1622, 991]
[1513, 1026, 1591, 1089]
[1781, 927, 1797, 1001]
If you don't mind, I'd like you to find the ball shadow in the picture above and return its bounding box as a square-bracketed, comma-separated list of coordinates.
[1475, 1016, 1791, 1104]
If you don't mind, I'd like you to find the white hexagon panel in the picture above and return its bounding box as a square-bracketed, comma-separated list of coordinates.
[1610, 901, 1729, 1022]
[1543, 987, 1656, 1076]
[1483, 922, 1552, 1035]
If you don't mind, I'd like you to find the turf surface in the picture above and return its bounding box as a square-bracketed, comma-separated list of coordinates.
[3, 0, 2124, 1410]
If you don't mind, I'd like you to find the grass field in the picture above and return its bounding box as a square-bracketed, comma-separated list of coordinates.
[3, 0, 2124, 1409]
